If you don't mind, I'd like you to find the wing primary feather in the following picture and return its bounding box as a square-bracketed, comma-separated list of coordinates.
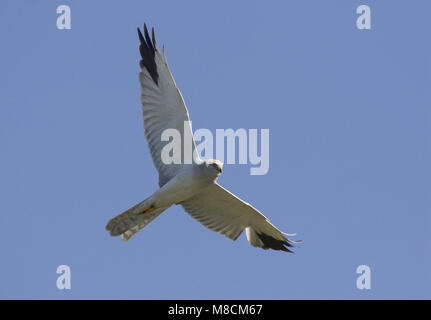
[137, 27, 145, 45]
[256, 232, 295, 253]
[144, 24, 154, 51]
[151, 27, 157, 49]
[162, 45, 167, 64]
[280, 231, 304, 244]
[138, 25, 159, 85]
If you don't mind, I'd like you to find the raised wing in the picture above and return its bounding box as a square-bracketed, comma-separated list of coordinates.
[138, 24, 199, 187]
[180, 183, 300, 252]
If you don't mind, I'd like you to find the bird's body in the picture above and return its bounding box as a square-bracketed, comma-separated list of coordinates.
[106, 24, 301, 252]
[146, 160, 222, 208]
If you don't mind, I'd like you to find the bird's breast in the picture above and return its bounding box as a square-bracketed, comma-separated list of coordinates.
[152, 168, 212, 207]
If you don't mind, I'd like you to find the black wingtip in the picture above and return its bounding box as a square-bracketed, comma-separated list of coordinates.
[143, 24, 153, 50]
[137, 24, 159, 85]
[137, 27, 144, 43]
[257, 232, 295, 253]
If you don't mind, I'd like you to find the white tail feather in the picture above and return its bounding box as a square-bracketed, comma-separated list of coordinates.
[106, 199, 168, 241]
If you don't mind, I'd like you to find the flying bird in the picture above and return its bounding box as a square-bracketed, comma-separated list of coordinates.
[106, 24, 302, 252]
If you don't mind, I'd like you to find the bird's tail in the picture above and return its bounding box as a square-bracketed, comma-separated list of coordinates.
[106, 198, 168, 242]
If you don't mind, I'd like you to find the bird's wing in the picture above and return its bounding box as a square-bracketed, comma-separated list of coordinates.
[138, 24, 199, 187]
[180, 183, 300, 252]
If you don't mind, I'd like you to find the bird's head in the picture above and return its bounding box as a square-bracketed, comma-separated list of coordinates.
[205, 159, 223, 176]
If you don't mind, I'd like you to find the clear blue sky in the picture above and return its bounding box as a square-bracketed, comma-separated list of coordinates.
[1, 0, 430, 299]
